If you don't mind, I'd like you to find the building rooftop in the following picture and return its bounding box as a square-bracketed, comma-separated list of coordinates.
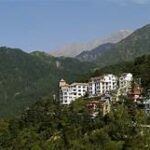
[70, 82, 88, 86]
[60, 79, 65, 82]
[90, 74, 117, 82]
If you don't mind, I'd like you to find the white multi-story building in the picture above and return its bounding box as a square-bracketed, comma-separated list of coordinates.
[59, 79, 88, 104]
[119, 73, 133, 93]
[88, 74, 118, 97]
[59, 73, 133, 104]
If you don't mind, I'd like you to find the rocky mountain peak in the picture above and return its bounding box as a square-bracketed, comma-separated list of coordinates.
[49, 30, 133, 57]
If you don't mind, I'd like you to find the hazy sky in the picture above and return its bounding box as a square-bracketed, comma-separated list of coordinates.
[0, 0, 150, 52]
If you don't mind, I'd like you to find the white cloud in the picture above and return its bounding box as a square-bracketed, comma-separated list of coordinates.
[108, 0, 150, 5]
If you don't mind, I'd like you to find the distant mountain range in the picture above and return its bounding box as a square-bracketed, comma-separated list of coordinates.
[50, 30, 132, 57]
[76, 24, 150, 67]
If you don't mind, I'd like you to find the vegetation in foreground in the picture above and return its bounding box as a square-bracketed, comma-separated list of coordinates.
[0, 96, 150, 150]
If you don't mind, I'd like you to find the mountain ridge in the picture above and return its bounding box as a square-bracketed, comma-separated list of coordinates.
[76, 43, 115, 62]
[50, 30, 132, 57]
[76, 24, 150, 65]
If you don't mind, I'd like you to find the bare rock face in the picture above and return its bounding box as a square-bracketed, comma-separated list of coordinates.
[49, 30, 133, 57]
[56, 60, 61, 68]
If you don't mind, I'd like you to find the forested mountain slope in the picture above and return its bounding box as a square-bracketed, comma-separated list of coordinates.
[76, 24, 150, 67]
[0, 47, 94, 117]
[76, 43, 115, 62]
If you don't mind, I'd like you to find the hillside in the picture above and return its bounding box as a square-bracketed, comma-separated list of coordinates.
[76, 24, 150, 67]
[0, 47, 94, 117]
[76, 43, 115, 62]
[91, 54, 150, 91]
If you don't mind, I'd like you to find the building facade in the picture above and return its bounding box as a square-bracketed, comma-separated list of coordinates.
[59, 79, 88, 104]
[119, 73, 133, 94]
[143, 99, 150, 114]
[88, 74, 118, 97]
[59, 73, 133, 104]
[137, 98, 150, 115]
[86, 99, 111, 117]
[128, 83, 143, 102]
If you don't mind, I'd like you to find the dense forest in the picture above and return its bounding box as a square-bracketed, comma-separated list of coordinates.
[0, 47, 94, 117]
[0, 96, 150, 149]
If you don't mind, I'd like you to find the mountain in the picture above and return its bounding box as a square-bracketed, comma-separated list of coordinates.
[76, 43, 115, 62]
[77, 24, 150, 67]
[50, 30, 132, 57]
[0, 47, 94, 117]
